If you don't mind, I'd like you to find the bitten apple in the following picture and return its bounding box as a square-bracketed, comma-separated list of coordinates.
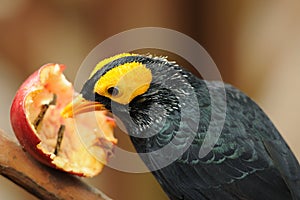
[10, 63, 117, 177]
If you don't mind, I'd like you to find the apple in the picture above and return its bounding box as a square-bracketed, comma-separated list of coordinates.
[10, 63, 117, 177]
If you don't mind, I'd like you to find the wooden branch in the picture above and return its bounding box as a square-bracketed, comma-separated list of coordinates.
[0, 130, 112, 200]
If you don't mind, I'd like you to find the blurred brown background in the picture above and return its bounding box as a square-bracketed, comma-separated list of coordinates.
[1, 1, 300, 199]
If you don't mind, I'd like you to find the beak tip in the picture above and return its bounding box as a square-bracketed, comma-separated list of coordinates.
[61, 113, 71, 119]
[60, 108, 73, 119]
[60, 100, 75, 119]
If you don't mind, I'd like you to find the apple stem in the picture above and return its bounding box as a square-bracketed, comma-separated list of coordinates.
[33, 94, 57, 130]
[54, 124, 65, 155]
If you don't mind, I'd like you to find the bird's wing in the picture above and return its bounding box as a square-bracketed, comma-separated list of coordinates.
[157, 141, 296, 200]
[224, 84, 300, 199]
[152, 83, 300, 199]
[263, 139, 300, 199]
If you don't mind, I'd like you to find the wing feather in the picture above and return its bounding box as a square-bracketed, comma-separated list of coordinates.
[151, 83, 300, 199]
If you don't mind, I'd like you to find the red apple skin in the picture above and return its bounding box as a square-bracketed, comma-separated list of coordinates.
[10, 63, 116, 177]
[10, 63, 65, 169]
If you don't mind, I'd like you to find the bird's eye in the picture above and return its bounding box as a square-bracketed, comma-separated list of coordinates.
[107, 87, 119, 96]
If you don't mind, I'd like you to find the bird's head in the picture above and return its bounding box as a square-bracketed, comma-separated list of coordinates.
[61, 53, 150, 114]
[61, 53, 188, 134]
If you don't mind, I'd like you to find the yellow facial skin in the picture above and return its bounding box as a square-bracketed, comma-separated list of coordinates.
[93, 61, 152, 105]
[89, 53, 135, 78]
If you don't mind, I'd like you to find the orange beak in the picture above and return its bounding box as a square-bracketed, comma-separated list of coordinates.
[61, 94, 106, 118]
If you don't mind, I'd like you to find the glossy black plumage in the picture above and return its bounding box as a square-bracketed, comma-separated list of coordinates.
[81, 55, 300, 200]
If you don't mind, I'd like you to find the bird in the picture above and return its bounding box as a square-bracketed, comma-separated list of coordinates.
[62, 53, 300, 200]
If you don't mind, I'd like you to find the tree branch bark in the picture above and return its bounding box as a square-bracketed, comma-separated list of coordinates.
[0, 130, 111, 200]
